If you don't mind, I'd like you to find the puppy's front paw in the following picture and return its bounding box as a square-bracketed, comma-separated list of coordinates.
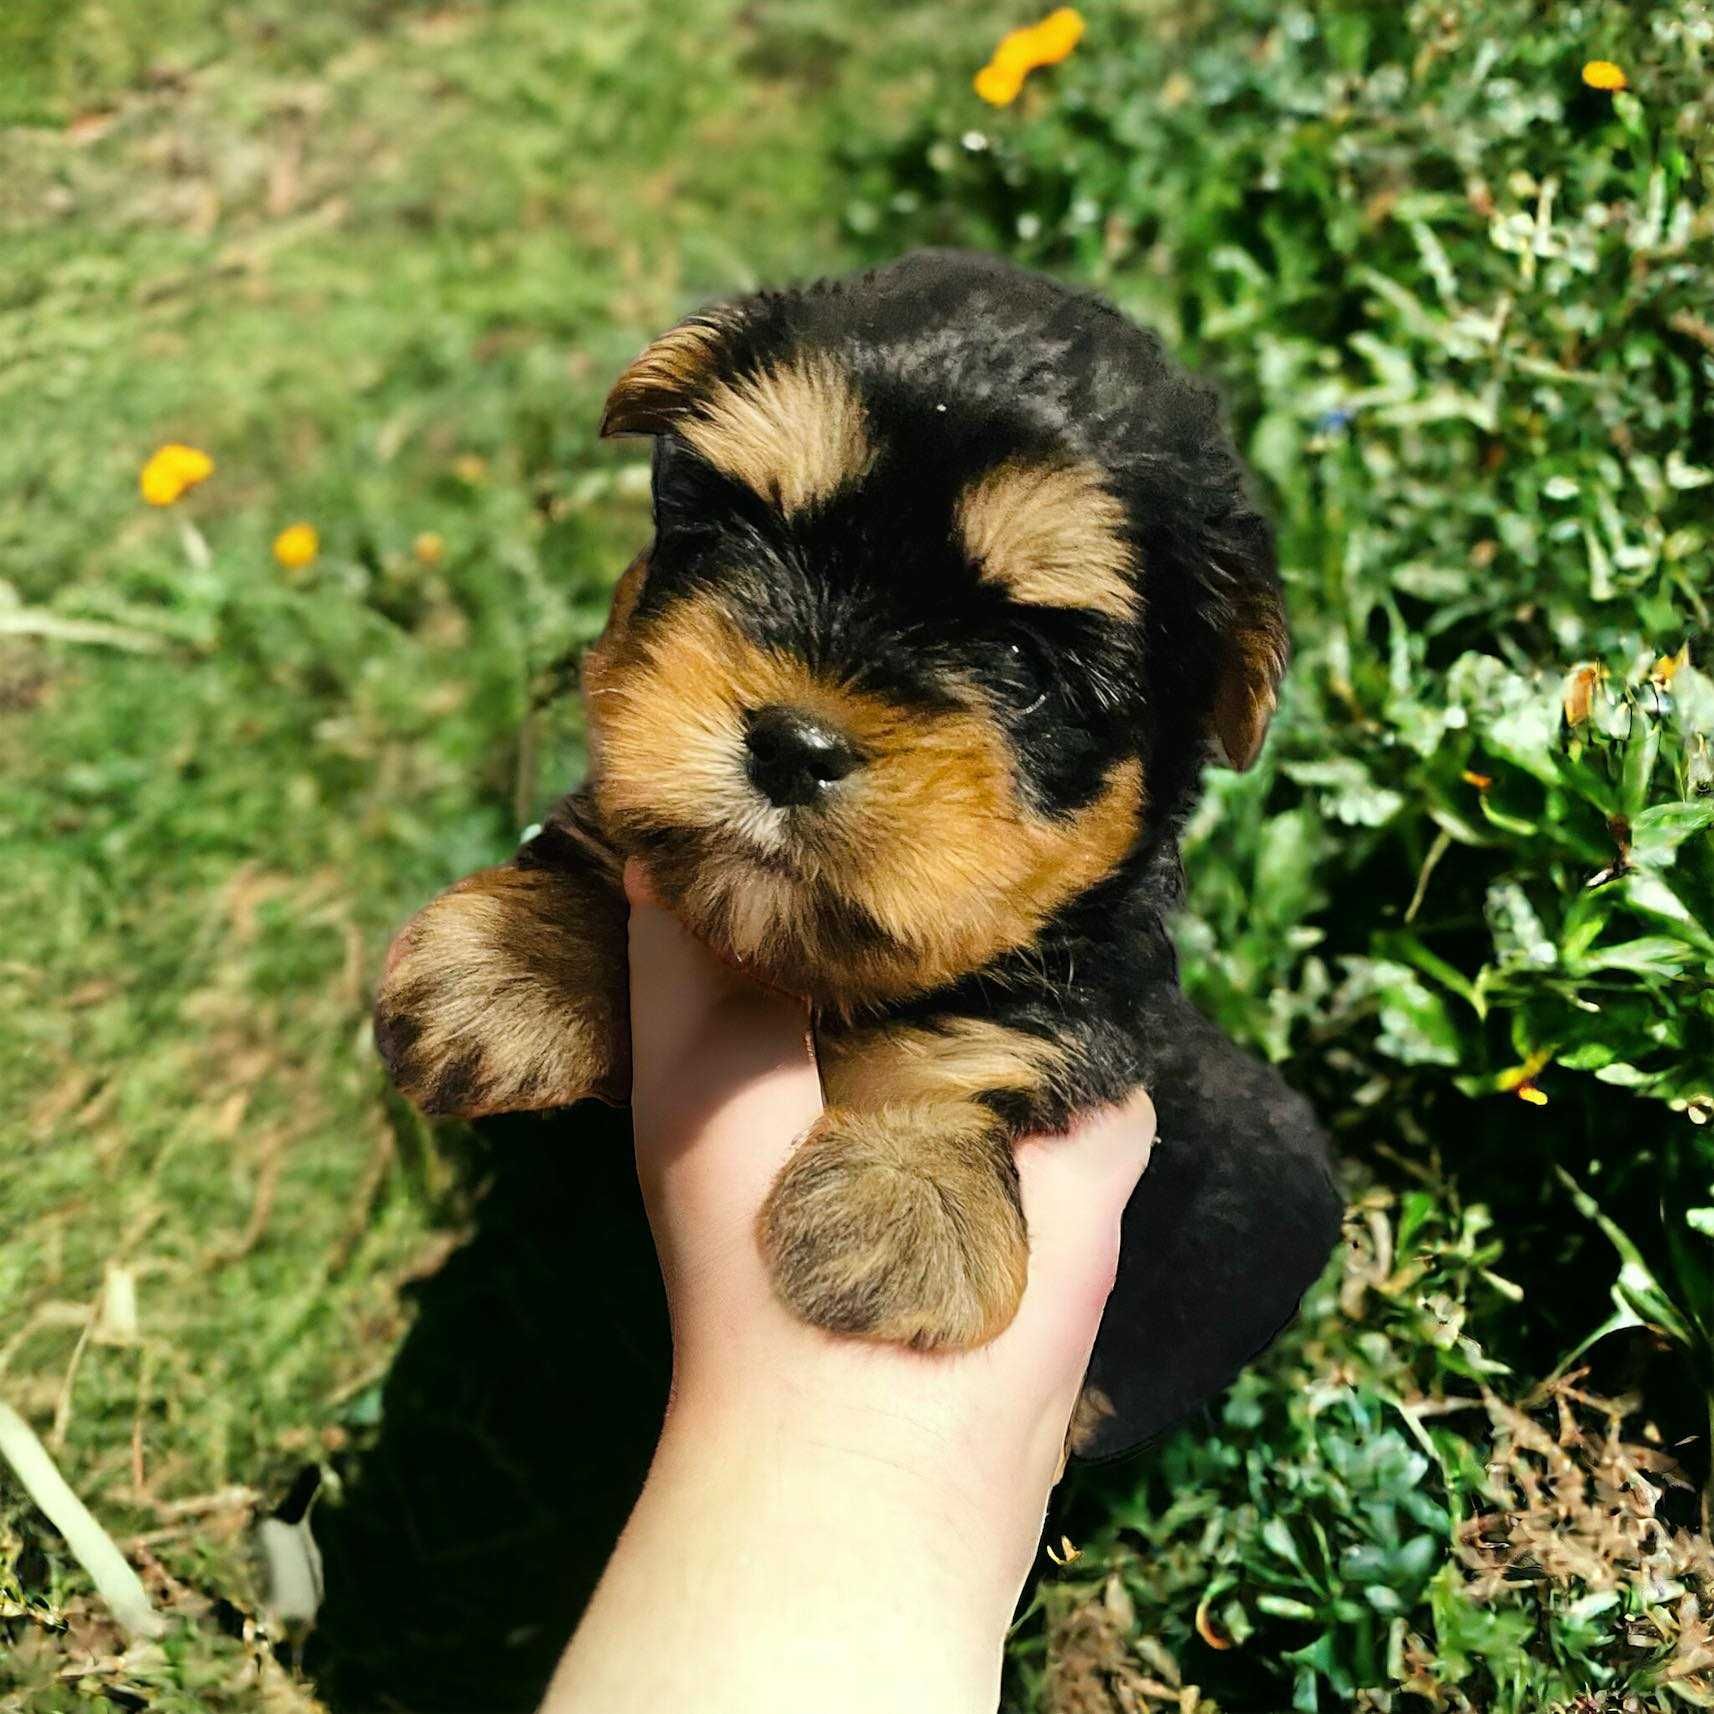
[757, 1104, 1027, 1350]
[374, 865, 628, 1117]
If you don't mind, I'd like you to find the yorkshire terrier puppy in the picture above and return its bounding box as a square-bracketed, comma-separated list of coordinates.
[375, 251, 1340, 1457]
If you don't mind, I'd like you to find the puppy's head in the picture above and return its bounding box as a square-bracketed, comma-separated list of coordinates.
[585, 252, 1285, 1007]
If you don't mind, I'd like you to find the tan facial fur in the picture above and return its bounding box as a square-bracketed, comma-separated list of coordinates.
[678, 355, 875, 516]
[956, 458, 1138, 620]
[604, 320, 875, 519]
[586, 594, 1144, 1005]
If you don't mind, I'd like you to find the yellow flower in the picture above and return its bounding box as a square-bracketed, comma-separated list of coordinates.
[139, 443, 214, 507]
[974, 61, 1027, 106]
[974, 7, 1085, 106]
[1030, 7, 1084, 64]
[1653, 643, 1690, 684]
[273, 523, 319, 570]
[412, 530, 445, 567]
[1581, 59, 1627, 92]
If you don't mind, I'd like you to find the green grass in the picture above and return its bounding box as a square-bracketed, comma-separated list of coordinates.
[0, 4, 1014, 1707]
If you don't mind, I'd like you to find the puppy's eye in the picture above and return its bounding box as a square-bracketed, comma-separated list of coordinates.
[1005, 635, 1052, 717]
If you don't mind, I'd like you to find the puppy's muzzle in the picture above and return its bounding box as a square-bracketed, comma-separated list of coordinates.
[743, 704, 862, 808]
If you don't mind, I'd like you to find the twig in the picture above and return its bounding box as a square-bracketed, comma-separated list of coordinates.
[0, 1401, 168, 1639]
[1398, 1396, 1488, 1421]
[208, 1129, 287, 1264]
[151, 1483, 259, 1519]
[0, 611, 168, 653]
[49, 1309, 95, 1453]
[1668, 309, 1714, 355]
[327, 1121, 395, 1276]
[1404, 825, 1453, 925]
[0, 1302, 90, 1383]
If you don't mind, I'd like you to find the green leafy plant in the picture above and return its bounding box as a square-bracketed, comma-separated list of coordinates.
[851, 0, 1714, 1705]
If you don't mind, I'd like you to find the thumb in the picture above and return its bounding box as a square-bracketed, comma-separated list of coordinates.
[1008, 1089, 1156, 1363]
[624, 860, 822, 1228]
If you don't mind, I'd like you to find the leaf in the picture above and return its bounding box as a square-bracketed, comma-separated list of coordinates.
[1630, 798, 1714, 865]
[1619, 873, 1714, 951]
[1347, 959, 1466, 1066]
[1283, 758, 1406, 828]
[1261, 1515, 1308, 1572]
[1570, 936, 1699, 977]
[1485, 882, 1557, 971]
[1621, 718, 1663, 817]
[1556, 1167, 1696, 1349]
[1258, 1594, 1322, 1621]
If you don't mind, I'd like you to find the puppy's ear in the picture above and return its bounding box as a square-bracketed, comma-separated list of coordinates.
[1207, 517, 1289, 772]
[599, 305, 747, 439]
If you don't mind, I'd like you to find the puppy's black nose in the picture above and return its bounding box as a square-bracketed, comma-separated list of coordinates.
[744, 705, 861, 808]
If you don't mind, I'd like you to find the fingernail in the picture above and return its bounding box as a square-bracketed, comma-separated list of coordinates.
[1069, 1093, 1155, 1187]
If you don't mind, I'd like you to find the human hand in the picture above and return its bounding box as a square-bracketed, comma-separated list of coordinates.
[541, 863, 1154, 1714]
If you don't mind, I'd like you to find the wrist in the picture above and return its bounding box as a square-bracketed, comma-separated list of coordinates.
[663, 1332, 1064, 1587]
[652, 1387, 1038, 1622]
[541, 1392, 1031, 1713]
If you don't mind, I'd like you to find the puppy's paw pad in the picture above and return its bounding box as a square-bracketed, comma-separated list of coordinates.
[758, 1109, 1027, 1351]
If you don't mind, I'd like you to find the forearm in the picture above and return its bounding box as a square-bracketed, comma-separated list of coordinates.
[540, 1396, 1028, 1714]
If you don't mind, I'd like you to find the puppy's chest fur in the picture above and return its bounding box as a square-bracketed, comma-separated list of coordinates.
[823, 856, 1182, 1125]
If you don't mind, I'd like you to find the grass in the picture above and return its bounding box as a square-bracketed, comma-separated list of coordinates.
[0, 3, 1016, 1707]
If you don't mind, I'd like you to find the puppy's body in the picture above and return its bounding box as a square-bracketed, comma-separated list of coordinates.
[376, 252, 1341, 1454]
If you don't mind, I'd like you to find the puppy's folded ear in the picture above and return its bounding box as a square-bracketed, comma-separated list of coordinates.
[599, 305, 749, 439]
[1207, 515, 1289, 772]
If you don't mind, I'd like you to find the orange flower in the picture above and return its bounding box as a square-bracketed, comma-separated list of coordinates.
[1499, 1051, 1552, 1105]
[1581, 59, 1627, 92]
[139, 443, 214, 506]
[1562, 661, 1601, 727]
[273, 523, 319, 569]
[974, 7, 1085, 107]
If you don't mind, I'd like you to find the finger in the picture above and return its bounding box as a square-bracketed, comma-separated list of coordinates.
[624, 860, 822, 1211]
[623, 858, 751, 1070]
[1007, 1088, 1156, 1364]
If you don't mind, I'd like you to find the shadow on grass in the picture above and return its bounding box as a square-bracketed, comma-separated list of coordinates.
[304, 1104, 670, 1714]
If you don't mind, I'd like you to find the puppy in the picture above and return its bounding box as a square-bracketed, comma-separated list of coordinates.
[375, 252, 1340, 1454]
